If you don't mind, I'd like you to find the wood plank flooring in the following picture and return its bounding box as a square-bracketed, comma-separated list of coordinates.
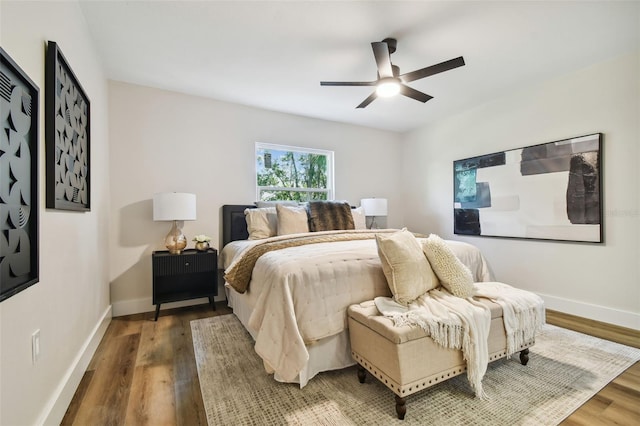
[62, 303, 228, 426]
[62, 304, 640, 425]
[545, 310, 640, 425]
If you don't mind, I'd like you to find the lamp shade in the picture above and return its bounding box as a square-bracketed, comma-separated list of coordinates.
[360, 198, 388, 216]
[153, 193, 197, 221]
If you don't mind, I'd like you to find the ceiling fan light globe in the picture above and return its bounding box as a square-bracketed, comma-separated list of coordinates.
[376, 80, 401, 97]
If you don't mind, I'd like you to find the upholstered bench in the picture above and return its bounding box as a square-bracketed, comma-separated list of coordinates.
[347, 299, 533, 420]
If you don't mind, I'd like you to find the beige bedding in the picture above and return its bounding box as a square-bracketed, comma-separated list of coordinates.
[224, 230, 396, 293]
[222, 230, 493, 385]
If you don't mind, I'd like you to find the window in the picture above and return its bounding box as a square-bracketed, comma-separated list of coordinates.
[256, 142, 334, 202]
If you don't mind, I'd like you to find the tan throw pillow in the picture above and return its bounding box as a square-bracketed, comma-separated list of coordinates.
[245, 207, 277, 240]
[376, 228, 439, 305]
[422, 234, 474, 298]
[351, 207, 367, 230]
[276, 204, 309, 235]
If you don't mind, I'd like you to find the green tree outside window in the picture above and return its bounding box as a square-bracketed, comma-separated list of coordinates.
[256, 143, 334, 202]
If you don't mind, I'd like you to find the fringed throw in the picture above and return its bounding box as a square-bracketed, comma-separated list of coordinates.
[474, 282, 546, 357]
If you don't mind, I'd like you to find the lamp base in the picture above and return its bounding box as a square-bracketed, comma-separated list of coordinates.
[165, 220, 187, 254]
[369, 216, 379, 230]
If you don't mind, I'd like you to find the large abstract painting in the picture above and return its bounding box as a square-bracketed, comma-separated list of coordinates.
[45, 41, 90, 211]
[1, 47, 40, 301]
[454, 133, 602, 243]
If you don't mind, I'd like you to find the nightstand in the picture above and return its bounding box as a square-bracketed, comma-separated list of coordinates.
[152, 248, 217, 321]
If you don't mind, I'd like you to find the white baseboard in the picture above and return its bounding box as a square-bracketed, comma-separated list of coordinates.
[39, 304, 112, 426]
[538, 293, 640, 330]
[112, 295, 223, 317]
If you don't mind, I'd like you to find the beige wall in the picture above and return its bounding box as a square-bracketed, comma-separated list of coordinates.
[400, 51, 640, 329]
[0, 1, 111, 425]
[108, 81, 403, 315]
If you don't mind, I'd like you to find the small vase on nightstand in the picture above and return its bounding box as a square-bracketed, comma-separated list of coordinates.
[195, 241, 210, 252]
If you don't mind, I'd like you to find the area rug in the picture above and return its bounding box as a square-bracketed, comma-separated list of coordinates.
[191, 314, 639, 425]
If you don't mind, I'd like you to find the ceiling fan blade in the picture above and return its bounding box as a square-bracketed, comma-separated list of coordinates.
[399, 85, 433, 103]
[320, 81, 377, 86]
[356, 92, 377, 109]
[371, 41, 394, 78]
[400, 56, 465, 83]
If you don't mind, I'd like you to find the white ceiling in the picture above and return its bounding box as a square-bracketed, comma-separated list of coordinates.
[79, 1, 639, 133]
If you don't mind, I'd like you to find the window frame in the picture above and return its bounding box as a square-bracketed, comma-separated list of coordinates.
[255, 142, 335, 202]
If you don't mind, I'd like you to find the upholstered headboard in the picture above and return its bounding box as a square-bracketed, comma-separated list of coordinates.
[222, 204, 255, 247]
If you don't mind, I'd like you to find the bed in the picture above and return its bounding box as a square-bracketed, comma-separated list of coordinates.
[220, 203, 492, 388]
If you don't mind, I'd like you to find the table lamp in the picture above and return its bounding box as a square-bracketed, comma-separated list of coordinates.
[153, 192, 197, 254]
[360, 198, 388, 229]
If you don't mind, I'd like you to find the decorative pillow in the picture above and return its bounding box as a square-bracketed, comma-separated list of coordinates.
[276, 204, 310, 235]
[351, 207, 367, 230]
[375, 228, 439, 305]
[244, 207, 277, 240]
[307, 201, 355, 232]
[422, 234, 474, 298]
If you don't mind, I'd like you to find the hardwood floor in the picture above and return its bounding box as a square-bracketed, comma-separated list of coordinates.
[545, 310, 640, 425]
[62, 303, 231, 426]
[61, 305, 639, 425]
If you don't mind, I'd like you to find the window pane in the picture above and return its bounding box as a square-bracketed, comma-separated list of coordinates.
[309, 192, 328, 201]
[256, 143, 333, 202]
[258, 190, 328, 202]
[259, 190, 305, 202]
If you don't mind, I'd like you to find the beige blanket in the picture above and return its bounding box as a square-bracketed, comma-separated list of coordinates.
[224, 230, 399, 293]
[247, 237, 393, 382]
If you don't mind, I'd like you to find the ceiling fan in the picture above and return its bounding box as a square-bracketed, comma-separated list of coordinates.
[320, 38, 465, 109]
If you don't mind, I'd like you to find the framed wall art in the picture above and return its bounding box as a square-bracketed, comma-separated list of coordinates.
[453, 133, 602, 243]
[1, 47, 40, 301]
[45, 41, 90, 211]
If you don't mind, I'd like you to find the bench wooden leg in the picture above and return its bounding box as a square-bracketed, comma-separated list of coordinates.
[395, 394, 406, 420]
[357, 364, 366, 383]
[520, 348, 530, 365]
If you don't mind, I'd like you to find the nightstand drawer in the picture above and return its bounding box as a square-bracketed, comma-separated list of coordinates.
[152, 251, 216, 276]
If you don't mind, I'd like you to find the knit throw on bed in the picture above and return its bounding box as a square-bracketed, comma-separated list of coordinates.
[374, 282, 545, 399]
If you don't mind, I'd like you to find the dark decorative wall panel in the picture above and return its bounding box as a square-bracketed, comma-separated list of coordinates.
[46, 41, 90, 211]
[1, 47, 39, 301]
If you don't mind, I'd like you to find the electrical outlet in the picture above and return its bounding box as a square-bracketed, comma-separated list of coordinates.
[32, 330, 40, 364]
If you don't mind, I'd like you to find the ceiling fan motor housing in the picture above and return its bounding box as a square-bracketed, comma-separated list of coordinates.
[382, 38, 397, 54]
